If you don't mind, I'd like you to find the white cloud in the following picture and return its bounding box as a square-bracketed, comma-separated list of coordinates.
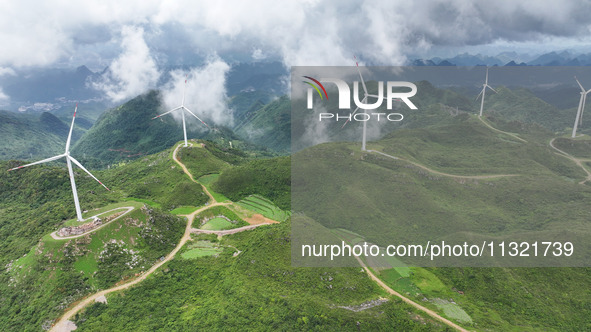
[0, 88, 8, 102]
[1, 0, 591, 80]
[0, 67, 15, 76]
[92, 26, 161, 103]
[160, 56, 232, 127]
[251, 48, 267, 61]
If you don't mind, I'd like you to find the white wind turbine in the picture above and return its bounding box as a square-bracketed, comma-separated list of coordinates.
[8, 104, 110, 221]
[342, 56, 383, 151]
[152, 75, 209, 146]
[476, 67, 497, 117]
[571, 76, 591, 138]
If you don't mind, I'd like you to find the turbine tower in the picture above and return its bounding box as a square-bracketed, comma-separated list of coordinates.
[571, 76, 591, 138]
[8, 104, 110, 221]
[153, 75, 209, 146]
[342, 56, 383, 151]
[476, 67, 497, 117]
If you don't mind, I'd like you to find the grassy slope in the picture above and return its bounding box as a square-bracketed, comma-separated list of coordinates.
[0, 201, 185, 330]
[0, 110, 85, 161]
[233, 95, 291, 153]
[291, 117, 591, 330]
[0, 143, 204, 330]
[73, 220, 446, 331]
[212, 156, 290, 210]
[72, 91, 203, 166]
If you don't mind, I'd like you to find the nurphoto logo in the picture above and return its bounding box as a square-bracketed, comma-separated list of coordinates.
[303, 74, 418, 123]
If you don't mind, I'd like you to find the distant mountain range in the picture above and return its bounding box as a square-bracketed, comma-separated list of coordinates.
[411, 50, 591, 67]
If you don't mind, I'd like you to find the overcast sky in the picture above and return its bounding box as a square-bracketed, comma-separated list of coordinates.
[2, 0, 591, 71]
[2, 0, 591, 106]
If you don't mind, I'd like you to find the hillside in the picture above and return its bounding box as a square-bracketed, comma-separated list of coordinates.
[292, 115, 591, 330]
[0, 110, 85, 161]
[71, 90, 194, 165]
[481, 86, 575, 132]
[233, 95, 291, 153]
[0, 142, 448, 331]
[72, 219, 444, 331]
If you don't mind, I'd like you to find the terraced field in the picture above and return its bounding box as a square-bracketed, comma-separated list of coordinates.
[237, 194, 290, 222]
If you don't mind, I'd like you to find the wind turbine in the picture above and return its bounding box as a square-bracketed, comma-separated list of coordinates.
[8, 104, 110, 221]
[476, 67, 497, 117]
[342, 56, 383, 151]
[152, 75, 209, 147]
[571, 76, 591, 138]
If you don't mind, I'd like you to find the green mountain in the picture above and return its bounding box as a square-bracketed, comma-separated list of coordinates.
[0, 142, 444, 331]
[233, 95, 291, 153]
[71, 91, 192, 166]
[0, 110, 85, 160]
[72, 91, 279, 167]
[481, 86, 575, 132]
[291, 115, 591, 330]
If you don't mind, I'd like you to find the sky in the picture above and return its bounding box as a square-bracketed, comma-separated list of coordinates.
[1, 0, 591, 106]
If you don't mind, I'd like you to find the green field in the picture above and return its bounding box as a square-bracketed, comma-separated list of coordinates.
[197, 174, 231, 202]
[125, 197, 162, 208]
[237, 194, 290, 222]
[432, 298, 473, 324]
[195, 205, 249, 230]
[61, 202, 140, 227]
[181, 240, 223, 259]
[170, 206, 199, 215]
[201, 217, 234, 230]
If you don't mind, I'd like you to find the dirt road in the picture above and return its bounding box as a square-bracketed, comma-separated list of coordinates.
[172, 141, 215, 202]
[51, 142, 240, 331]
[49, 206, 135, 240]
[191, 223, 271, 236]
[354, 256, 469, 332]
[549, 138, 591, 184]
[367, 149, 518, 180]
[478, 116, 527, 143]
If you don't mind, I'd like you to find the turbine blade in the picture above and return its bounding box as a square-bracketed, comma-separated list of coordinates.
[475, 89, 484, 101]
[485, 67, 489, 84]
[582, 93, 587, 125]
[65, 103, 78, 153]
[341, 96, 367, 129]
[183, 107, 209, 128]
[354, 56, 369, 96]
[366, 94, 384, 100]
[68, 156, 110, 191]
[152, 106, 182, 120]
[8, 154, 65, 171]
[486, 85, 497, 94]
[181, 74, 188, 106]
[575, 76, 585, 92]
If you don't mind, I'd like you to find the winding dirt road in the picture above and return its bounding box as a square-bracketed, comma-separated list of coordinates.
[191, 223, 271, 236]
[478, 116, 527, 143]
[51, 142, 261, 331]
[354, 256, 469, 332]
[49, 207, 135, 240]
[52, 140, 471, 331]
[549, 138, 591, 184]
[367, 149, 519, 180]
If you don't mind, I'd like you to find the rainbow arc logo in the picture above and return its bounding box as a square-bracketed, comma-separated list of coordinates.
[302, 76, 328, 101]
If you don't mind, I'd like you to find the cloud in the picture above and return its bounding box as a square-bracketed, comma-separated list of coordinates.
[2, 0, 591, 77]
[0, 67, 15, 76]
[0, 88, 8, 102]
[160, 56, 232, 127]
[91, 26, 161, 103]
[251, 48, 267, 61]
